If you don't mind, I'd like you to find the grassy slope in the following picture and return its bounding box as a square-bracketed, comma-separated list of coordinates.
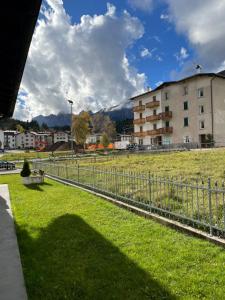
[78, 149, 225, 181]
[1, 175, 225, 299]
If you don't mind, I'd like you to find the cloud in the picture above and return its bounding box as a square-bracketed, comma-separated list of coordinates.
[127, 0, 153, 12]
[160, 14, 169, 20]
[140, 48, 152, 58]
[14, 1, 146, 120]
[175, 47, 189, 62]
[165, 0, 225, 71]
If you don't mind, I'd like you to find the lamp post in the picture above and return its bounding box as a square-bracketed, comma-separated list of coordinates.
[67, 99, 74, 153]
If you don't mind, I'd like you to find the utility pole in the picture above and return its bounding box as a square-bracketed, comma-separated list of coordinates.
[67, 99, 74, 153]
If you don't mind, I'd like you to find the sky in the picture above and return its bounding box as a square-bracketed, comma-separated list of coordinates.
[14, 0, 225, 120]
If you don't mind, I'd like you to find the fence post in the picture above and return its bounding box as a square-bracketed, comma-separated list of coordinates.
[66, 164, 68, 179]
[77, 164, 80, 182]
[208, 178, 213, 236]
[148, 172, 152, 212]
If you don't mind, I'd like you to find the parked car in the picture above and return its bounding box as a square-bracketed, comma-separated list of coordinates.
[0, 161, 16, 170]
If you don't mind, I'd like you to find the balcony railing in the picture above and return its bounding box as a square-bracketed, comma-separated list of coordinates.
[147, 127, 173, 136]
[146, 100, 160, 109]
[134, 132, 147, 137]
[133, 118, 146, 125]
[146, 111, 172, 122]
[133, 105, 145, 112]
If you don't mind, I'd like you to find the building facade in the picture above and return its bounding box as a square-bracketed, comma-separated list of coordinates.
[131, 72, 225, 147]
[16, 132, 36, 149]
[4, 130, 16, 149]
[53, 132, 69, 144]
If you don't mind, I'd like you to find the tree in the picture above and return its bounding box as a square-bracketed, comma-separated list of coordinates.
[41, 122, 49, 131]
[20, 160, 31, 177]
[72, 111, 90, 150]
[101, 133, 110, 149]
[91, 113, 116, 140]
[16, 124, 25, 133]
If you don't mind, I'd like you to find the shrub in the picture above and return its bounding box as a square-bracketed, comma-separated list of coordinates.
[20, 160, 31, 177]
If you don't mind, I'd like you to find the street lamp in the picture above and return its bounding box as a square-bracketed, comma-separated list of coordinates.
[67, 99, 74, 153]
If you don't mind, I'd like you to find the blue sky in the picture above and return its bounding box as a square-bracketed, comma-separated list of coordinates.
[14, 0, 225, 120]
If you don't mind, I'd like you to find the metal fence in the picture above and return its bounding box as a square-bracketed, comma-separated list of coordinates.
[33, 162, 225, 237]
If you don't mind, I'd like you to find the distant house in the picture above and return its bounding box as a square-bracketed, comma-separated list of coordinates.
[4, 130, 17, 149]
[35, 132, 53, 149]
[86, 134, 103, 144]
[114, 134, 133, 150]
[16, 132, 36, 149]
[53, 132, 69, 144]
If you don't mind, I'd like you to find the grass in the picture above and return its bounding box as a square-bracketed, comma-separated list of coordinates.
[76, 148, 225, 181]
[0, 150, 73, 162]
[1, 174, 225, 299]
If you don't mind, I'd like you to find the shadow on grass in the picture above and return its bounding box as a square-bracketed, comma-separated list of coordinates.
[24, 182, 53, 192]
[16, 214, 177, 300]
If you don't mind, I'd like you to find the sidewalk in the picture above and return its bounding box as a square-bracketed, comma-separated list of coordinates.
[0, 184, 27, 300]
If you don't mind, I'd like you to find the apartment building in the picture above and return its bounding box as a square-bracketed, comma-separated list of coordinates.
[4, 130, 17, 149]
[53, 132, 69, 144]
[35, 132, 53, 149]
[131, 71, 225, 147]
[16, 132, 36, 149]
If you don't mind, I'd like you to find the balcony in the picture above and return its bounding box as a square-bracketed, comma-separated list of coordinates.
[133, 118, 146, 125]
[134, 132, 147, 137]
[147, 127, 173, 136]
[133, 105, 145, 112]
[146, 100, 160, 109]
[146, 111, 172, 122]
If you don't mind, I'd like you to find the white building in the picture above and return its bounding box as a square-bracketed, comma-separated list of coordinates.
[0, 130, 4, 149]
[53, 132, 69, 144]
[86, 134, 102, 144]
[16, 132, 36, 149]
[114, 134, 133, 150]
[4, 130, 17, 149]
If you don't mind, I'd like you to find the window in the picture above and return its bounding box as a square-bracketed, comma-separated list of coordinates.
[153, 109, 157, 115]
[153, 123, 157, 130]
[184, 86, 188, 95]
[197, 88, 204, 98]
[184, 136, 190, 143]
[165, 121, 170, 128]
[199, 105, 204, 114]
[200, 120, 205, 129]
[140, 126, 143, 132]
[165, 92, 169, 100]
[165, 106, 169, 112]
[140, 112, 142, 119]
[184, 101, 188, 110]
[139, 100, 142, 106]
[139, 139, 143, 145]
[184, 117, 189, 127]
[153, 95, 156, 102]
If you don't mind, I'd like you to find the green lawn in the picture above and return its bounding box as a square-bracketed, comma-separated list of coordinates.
[77, 149, 225, 181]
[1, 174, 225, 299]
[1, 150, 72, 162]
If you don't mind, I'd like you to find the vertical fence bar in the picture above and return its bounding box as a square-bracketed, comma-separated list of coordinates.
[208, 178, 213, 236]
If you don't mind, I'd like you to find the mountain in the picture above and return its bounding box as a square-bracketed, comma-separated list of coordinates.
[33, 106, 133, 127]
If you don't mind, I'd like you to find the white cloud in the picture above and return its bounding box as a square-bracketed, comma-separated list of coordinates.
[160, 14, 169, 20]
[175, 47, 189, 62]
[165, 0, 225, 71]
[128, 0, 153, 12]
[14, 1, 146, 120]
[140, 48, 152, 58]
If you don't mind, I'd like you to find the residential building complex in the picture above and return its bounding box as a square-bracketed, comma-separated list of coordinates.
[131, 71, 225, 147]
